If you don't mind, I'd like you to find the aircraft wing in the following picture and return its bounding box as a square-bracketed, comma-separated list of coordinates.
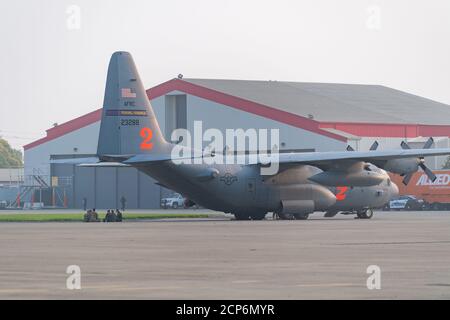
[122, 148, 450, 167]
[273, 148, 450, 165]
[254, 147, 450, 179]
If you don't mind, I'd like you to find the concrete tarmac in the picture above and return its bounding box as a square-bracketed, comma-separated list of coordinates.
[0, 211, 449, 299]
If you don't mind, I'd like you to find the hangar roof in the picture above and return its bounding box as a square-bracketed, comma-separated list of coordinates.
[24, 78, 450, 151]
[182, 79, 450, 125]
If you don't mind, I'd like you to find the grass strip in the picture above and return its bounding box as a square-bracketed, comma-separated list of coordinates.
[0, 213, 210, 222]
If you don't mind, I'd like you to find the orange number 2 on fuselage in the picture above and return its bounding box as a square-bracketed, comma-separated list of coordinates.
[140, 127, 153, 150]
[336, 186, 348, 201]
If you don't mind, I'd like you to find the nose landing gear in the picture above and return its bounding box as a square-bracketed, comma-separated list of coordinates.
[355, 208, 374, 219]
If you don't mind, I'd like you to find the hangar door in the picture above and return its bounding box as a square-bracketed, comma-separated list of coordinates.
[165, 94, 187, 142]
[95, 168, 117, 209]
[56, 164, 161, 209]
[117, 167, 138, 209]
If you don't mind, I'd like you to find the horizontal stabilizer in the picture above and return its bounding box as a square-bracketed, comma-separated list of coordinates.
[50, 157, 99, 164]
[78, 162, 130, 167]
[124, 151, 203, 164]
[155, 181, 170, 189]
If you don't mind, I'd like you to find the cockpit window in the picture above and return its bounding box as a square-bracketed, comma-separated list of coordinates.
[387, 179, 391, 186]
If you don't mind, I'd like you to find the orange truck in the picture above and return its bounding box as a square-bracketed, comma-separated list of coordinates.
[389, 170, 450, 210]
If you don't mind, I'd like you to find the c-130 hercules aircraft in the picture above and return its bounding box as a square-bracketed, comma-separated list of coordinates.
[89, 52, 450, 220]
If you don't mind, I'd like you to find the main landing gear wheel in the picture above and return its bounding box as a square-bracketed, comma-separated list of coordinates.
[356, 208, 373, 219]
[234, 213, 250, 220]
[324, 211, 338, 218]
[234, 212, 267, 220]
[273, 212, 294, 220]
[250, 212, 267, 220]
[294, 213, 309, 220]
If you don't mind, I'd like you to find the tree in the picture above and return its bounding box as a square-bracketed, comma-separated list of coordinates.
[0, 138, 23, 168]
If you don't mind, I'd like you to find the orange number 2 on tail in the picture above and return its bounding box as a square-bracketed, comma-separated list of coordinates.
[140, 127, 153, 150]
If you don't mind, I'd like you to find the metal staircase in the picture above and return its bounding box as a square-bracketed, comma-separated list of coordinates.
[32, 175, 49, 188]
[9, 186, 33, 208]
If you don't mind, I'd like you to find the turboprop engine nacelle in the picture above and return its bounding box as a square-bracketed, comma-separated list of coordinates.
[308, 170, 385, 187]
[278, 184, 336, 214]
[382, 158, 420, 175]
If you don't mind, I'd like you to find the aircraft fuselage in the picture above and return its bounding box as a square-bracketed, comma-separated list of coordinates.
[136, 161, 398, 216]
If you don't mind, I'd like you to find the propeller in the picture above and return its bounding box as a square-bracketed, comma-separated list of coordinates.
[369, 141, 379, 151]
[402, 173, 413, 185]
[400, 137, 436, 185]
[346, 140, 378, 152]
[400, 140, 411, 150]
[347, 141, 378, 172]
[419, 160, 437, 182]
[423, 137, 434, 149]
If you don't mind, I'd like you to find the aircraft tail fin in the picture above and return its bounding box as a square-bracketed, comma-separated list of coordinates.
[97, 51, 170, 160]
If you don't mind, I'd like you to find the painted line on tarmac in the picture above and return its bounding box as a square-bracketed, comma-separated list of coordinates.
[334, 240, 450, 246]
[294, 283, 359, 288]
[80, 285, 185, 291]
[231, 280, 262, 284]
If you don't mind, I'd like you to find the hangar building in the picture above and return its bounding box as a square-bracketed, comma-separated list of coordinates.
[23, 78, 450, 209]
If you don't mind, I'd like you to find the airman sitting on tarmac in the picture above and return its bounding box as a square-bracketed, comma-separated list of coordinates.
[104, 209, 117, 222]
[116, 209, 123, 222]
[83, 208, 100, 222]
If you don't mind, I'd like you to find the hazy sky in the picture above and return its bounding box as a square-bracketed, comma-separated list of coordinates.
[1, 0, 450, 150]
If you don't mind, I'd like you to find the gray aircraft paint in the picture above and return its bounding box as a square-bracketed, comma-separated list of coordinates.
[97, 51, 169, 157]
[93, 52, 450, 220]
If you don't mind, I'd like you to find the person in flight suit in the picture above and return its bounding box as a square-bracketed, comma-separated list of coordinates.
[120, 196, 127, 211]
[82, 197, 87, 211]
